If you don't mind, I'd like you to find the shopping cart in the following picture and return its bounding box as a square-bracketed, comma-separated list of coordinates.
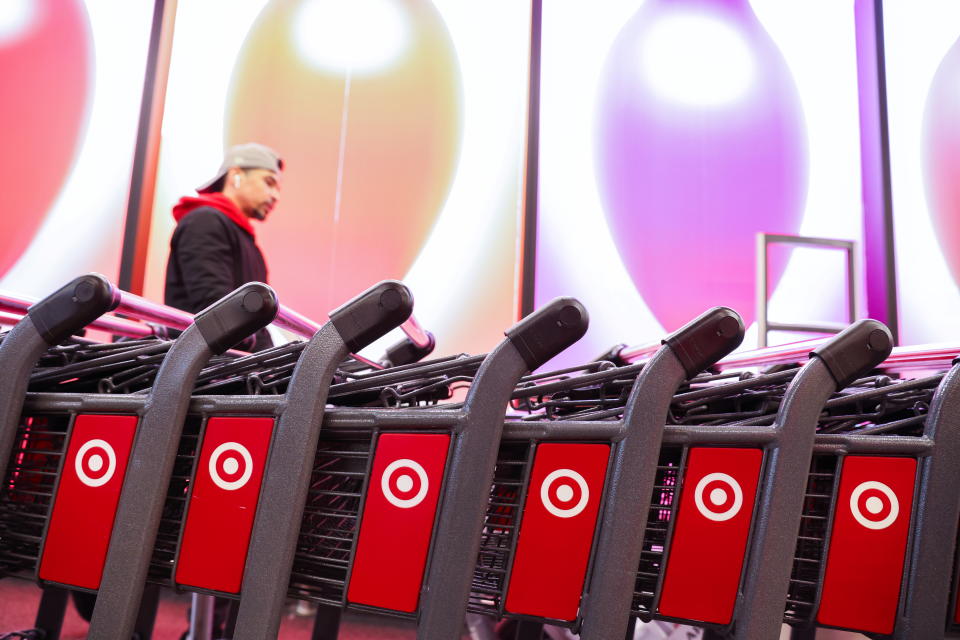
[226, 306, 738, 639]
[0, 275, 281, 638]
[83, 280, 415, 639]
[455, 307, 746, 640]
[705, 341, 960, 639]
[215, 297, 589, 639]
[621, 333, 959, 640]
[453, 319, 890, 639]
[0, 277, 419, 639]
[710, 343, 960, 640]
[553, 320, 889, 639]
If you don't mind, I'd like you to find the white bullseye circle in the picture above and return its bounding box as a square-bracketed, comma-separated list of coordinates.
[396, 474, 414, 493]
[710, 488, 727, 506]
[556, 484, 575, 502]
[540, 469, 590, 519]
[850, 481, 899, 530]
[87, 454, 104, 472]
[209, 442, 253, 491]
[381, 459, 429, 509]
[694, 473, 743, 522]
[75, 439, 117, 488]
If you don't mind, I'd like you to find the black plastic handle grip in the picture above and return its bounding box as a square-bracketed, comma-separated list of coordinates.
[505, 297, 589, 371]
[383, 331, 436, 367]
[663, 307, 745, 378]
[27, 273, 120, 345]
[329, 280, 414, 353]
[810, 319, 893, 389]
[194, 282, 279, 355]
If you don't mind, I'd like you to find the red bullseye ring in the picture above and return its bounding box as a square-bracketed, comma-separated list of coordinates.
[850, 480, 899, 530]
[694, 472, 743, 522]
[703, 480, 734, 510]
[74, 439, 117, 488]
[208, 442, 253, 491]
[540, 469, 589, 518]
[552, 479, 581, 506]
[217, 454, 244, 481]
[381, 459, 428, 509]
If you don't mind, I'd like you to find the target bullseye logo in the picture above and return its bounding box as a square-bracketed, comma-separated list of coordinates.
[381, 459, 429, 509]
[694, 472, 744, 522]
[74, 439, 117, 487]
[850, 480, 899, 530]
[540, 469, 589, 518]
[208, 442, 253, 491]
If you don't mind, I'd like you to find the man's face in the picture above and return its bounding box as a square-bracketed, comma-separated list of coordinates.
[233, 168, 281, 221]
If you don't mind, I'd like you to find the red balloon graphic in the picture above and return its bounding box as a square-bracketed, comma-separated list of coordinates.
[225, 0, 462, 321]
[0, 0, 92, 276]
[594, 0, 808, 330]
[923, 34, 960, 288]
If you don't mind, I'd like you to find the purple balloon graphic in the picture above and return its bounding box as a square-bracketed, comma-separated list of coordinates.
[594, 0, 808, 331]
[923, 34, 960, 289]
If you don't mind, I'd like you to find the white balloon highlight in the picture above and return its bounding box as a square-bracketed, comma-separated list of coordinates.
[641, 11, 755, 108]
[293, 0, 411, 74]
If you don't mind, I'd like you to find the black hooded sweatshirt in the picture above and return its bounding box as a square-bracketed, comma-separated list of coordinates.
[164, 193, 272, 350]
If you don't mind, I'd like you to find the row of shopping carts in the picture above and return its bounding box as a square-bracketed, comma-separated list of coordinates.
[0, 274, 959, 639]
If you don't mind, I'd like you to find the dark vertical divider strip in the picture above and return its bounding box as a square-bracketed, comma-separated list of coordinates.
[519, 0, 543, 319]
[874, 0, 899, 344]
[855, 0, 899, 343]
[119, 0, 174, 294]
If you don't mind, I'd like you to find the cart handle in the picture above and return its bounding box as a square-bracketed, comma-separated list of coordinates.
[399, 313, 432, 350]
[113, 290, 193, 330]
[662, 306, 744, 378]
[193, 282, 279, 354]
[111, 291, 323, 341]
[880, 343, 960, 372]
[810, 319, 893, 389]
[4, 282, 427, 363]
[714, 335, 943, 373]
[25, 274, 120, 345]
[615, 341, 659, 364]
[621, 333, 952, 373]
[0, 291, 155, 339]
[273, 299, 429, 347]
[505, 297, 589, 371]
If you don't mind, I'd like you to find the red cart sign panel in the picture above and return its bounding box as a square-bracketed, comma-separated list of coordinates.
[817, 456, 916, 634]
[38, 414, 138, 589]
[505, 443, 610, 621]
[658, 447, 762, 624]
[175, 417, 275, 593]
[347, 433, 449, 612]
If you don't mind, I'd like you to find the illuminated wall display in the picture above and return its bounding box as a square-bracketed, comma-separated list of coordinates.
[535, 0, 864, 366]
[143, 0, 531, 357]
[1, 0, 944, 364]
[0, 0, 154, 295]
[883, 0, 960, 344]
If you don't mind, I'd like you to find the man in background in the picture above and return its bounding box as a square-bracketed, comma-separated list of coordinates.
[164, 142, 283, 351]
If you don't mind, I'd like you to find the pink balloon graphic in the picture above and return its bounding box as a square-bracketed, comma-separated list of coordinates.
[594, 0, 808, 330]
[0, 0, 92, 277]
[923, 33, 960, 288]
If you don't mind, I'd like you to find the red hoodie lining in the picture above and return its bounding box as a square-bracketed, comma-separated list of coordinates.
[172, 193, 256, 237]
